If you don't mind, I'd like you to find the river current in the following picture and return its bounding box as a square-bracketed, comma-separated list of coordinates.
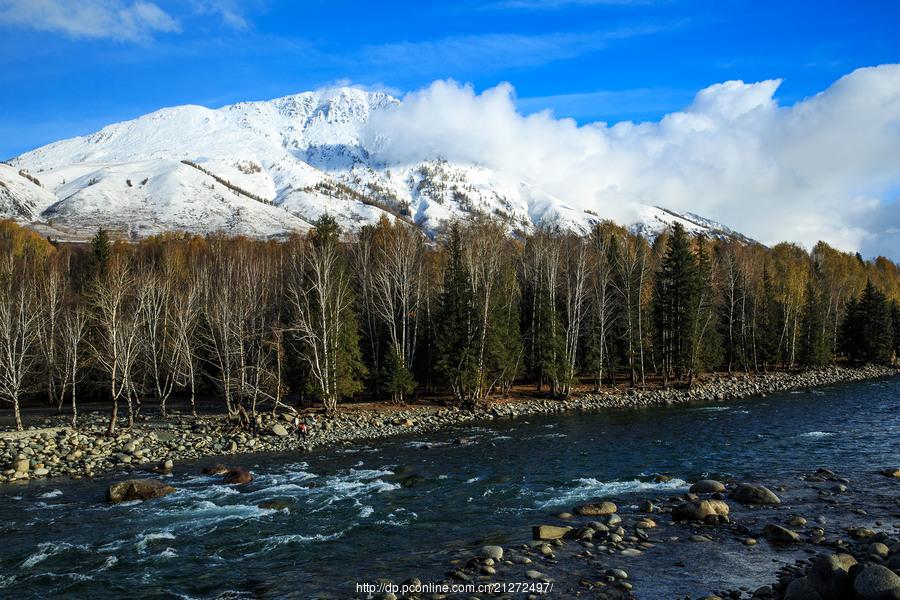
[1, 377, 898, 599]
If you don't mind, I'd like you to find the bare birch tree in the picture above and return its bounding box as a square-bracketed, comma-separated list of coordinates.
[0, 252, 40, 430]
[137, 268, 179, 416]
[59, 304, 88, 427]
[286, 217, 363, 412]
[560, 234, 588, 396]
[36, 257, 67, 409]
[372, 218, 424, 402]
[88, 256, 144, 435]
[587, 223, 616, 389]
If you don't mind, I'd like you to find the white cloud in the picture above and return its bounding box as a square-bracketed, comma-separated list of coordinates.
[190, 0, 248, 30]
[361, 24, 674, 75]
[0, 0, 180, 41]
[364, 65, 900, 258]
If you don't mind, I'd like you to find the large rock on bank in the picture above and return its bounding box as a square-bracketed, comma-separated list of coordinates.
[671, 499, 730, 522]
[763, 523, 799, 545]
[532, 525, 572, 540]
[784, 577, 823, 600]
[689, 479, 725, 494]
[107, 478, 176, 503]
[731, 483, 781, 505]
[808, 553, 857, 600]
[573, 501, 617, 516]
[853, 564, 900, 600]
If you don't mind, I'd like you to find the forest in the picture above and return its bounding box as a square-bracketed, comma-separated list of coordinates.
[0, 216, 898, 433]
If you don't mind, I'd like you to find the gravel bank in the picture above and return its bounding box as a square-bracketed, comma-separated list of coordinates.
[1, 364, 896, 485]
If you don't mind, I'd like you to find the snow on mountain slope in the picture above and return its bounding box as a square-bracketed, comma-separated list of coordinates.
[7, 87, 752, 242]
[0, 164, 57, 220]
[41, 160, 311, 238]
[632, 205, 757, 243]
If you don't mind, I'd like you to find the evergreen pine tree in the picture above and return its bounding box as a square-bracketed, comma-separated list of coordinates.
[693, 236, 723, 375]
[334, 312, 367, 400]
[891, 300, 900, 359]
[380, 347, 416, 403]
[532, 279, 565, 391]
[757, 266, 781, 369]
[435, 224, 477, 404]
[483, 266, 523, 397]
[839, 295, 862, 360]
[799, 270, 830, 367]
[841, 281, 892, 363]
[90, 227, 110, 273]
[858, 280, 892, 363]
[652, 223, 699, 383]
[585, 306, 612, 389]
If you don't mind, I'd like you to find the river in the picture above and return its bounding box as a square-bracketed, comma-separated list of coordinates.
[1, 377, 898, 599]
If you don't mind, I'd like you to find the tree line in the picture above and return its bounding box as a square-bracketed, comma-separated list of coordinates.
[0, 215, 897, 432]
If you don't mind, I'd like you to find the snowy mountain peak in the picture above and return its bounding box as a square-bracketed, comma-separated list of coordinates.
[3, 88, 752, 243]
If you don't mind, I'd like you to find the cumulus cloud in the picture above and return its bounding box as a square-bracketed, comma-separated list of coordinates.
[0, 0, 180, 42]
[364, 65, 900, 259]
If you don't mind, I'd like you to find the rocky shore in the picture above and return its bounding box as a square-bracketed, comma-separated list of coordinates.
[409, 468, 900, 600]
[1, 364, 896, 485]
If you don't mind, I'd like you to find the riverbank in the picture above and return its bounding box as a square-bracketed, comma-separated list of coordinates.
[1, 364, 896, 485]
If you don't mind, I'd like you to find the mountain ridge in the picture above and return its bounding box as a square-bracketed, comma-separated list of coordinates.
[3, 87, 755, 243]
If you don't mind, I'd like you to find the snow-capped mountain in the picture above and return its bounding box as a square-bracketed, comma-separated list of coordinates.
[3, 87, 752, 242]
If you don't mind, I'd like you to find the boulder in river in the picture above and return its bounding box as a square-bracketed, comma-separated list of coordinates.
[148, 459, 174, 474]
[879, 467, 900, 478]
[532, 525, 572, 540]
[731, 483, 781, 505]
[202, 464, 229, 475]
[763, 523, 799, 545]
[848, 527, 877, 541]
[258, 499, 291, 511]
[808, 553, 857, 600]
[788, 515, 808, 527]
[107, 478, 176, 503]
[222, 469, 253, 484]
[573, 501, 617, 516]
[480, 545, 503, 560]
[853, 564, 900, 600]
[689, 479, 726, 494]
[671, 499, 729, 522]
[398, 474, 426, 488]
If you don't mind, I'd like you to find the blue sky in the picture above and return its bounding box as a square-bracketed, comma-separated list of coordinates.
[0, 0, 898, 159]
